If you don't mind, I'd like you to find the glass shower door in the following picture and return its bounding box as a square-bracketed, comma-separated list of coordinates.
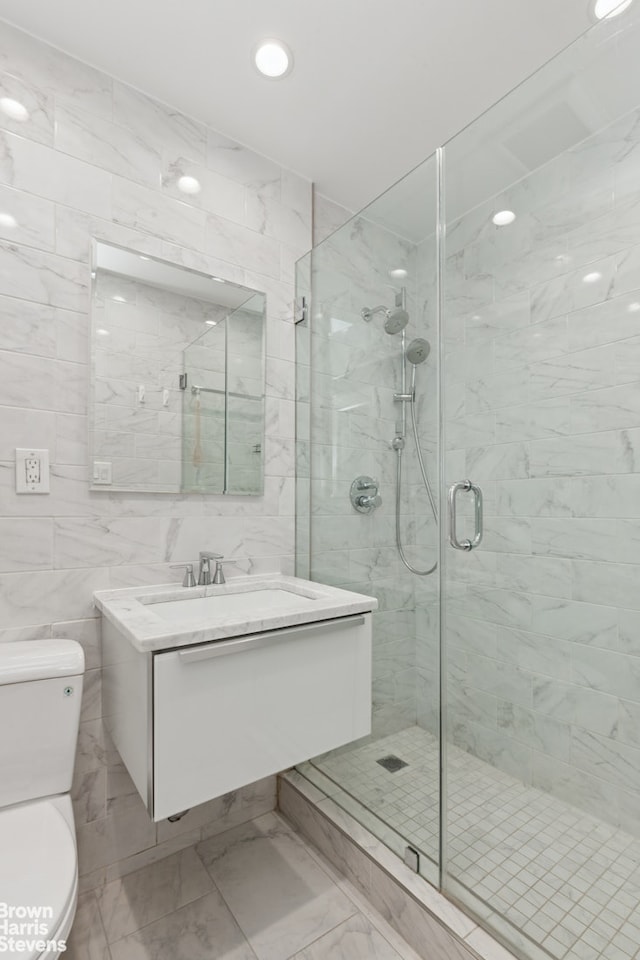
[296, 155, 441, 885]
[441, 9, 640, 960]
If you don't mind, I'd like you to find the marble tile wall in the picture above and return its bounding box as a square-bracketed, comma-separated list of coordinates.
[0, 19, 311, 882]
[443, 103, 640, 835]
[312, 193, 353, 247]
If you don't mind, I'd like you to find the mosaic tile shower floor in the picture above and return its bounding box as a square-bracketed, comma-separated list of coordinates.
[314, 726, 640, 960]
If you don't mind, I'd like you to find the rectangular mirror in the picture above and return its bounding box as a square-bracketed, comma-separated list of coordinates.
[89, 241, 265, 495]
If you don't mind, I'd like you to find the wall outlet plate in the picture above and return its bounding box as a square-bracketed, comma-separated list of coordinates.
[16, 448, 50, 494]
[93, 461, 112, 485]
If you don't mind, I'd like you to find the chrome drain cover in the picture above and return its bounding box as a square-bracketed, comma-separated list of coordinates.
[376, 755, 408, 773]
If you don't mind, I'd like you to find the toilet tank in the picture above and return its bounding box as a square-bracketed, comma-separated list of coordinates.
[0, 639, 84, 809]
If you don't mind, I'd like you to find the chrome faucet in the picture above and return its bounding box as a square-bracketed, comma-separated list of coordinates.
[198, 551, 222, 586]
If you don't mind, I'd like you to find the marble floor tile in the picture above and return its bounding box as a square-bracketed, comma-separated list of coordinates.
[108, 890, 257, 960]
[196, 812, 357, 960]
[65, 892, 111, 960]
[68, 819, 423, 960]
[290, 912, 409, 960]
[96, 845, 214, 942]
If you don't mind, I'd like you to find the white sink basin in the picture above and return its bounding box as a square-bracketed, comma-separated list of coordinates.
[94, 574, 378, 652]
[149, 587, 315, 624]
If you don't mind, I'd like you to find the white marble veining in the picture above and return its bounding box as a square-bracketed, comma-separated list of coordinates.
[113, 177, 206, 250]
[94, 574, 376, 652]
[0, 129, 112, 217]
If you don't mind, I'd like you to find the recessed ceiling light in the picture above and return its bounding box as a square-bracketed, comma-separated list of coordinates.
[593, 0, 633, 19]
[177, 175, 201, 195]
[0, 97, 29, 122]
[112, 295, 127, 302]
[583, 271, 602, 283]
[253, 39, 293, 79]
[492, 210, 516, 226]
[211, 276, 226, 283]
[0, 212, 17, 229]
[96, 328, 110, 337]
[205, 319, 218, 326]
[389, 268, 408, 279]
[628, 301, 640, 312]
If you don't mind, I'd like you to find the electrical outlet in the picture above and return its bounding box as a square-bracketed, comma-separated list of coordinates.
[25, 458, 40, 484]
[16, 448, 50, 494]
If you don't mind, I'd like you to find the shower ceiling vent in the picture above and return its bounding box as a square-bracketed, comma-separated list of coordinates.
[503, 101, 591, 171]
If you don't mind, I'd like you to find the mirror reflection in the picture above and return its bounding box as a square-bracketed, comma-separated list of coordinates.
[89, 242, 265, 495]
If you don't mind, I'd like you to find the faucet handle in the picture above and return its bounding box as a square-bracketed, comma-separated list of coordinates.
[169, 563, 196, 588]
[212, 558, 238, 585]
[356, 493, 382, 509]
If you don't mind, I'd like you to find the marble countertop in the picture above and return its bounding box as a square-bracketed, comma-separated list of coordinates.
[94, 574, 378, 653]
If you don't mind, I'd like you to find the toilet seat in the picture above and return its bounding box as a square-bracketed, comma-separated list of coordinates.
[0, 797, 77, 960]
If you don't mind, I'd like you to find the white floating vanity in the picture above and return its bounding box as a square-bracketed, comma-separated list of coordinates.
[95, 575, 376, 820]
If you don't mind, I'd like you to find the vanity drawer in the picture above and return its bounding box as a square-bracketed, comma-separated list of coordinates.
[152, 613, 372, 820]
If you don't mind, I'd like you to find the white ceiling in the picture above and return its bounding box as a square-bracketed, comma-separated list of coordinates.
[0, 0, 599, 211]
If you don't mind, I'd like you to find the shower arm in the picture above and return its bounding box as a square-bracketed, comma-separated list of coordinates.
[361, 305, 390, 322]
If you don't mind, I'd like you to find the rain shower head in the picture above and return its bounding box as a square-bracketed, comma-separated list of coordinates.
[383, 307, 409, 334]
[406, 337, 430, 365]
[361, 288, 409, 334]
[360, 303, 409, 334]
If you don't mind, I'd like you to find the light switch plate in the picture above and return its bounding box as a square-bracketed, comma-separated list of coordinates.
[16, 448, 50, 494]
[93, 461, 112, 485]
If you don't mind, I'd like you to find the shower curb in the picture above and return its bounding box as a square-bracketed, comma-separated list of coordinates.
[278, 770, 517, 960]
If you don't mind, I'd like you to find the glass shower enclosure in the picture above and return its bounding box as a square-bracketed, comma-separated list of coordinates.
[296, 8, 640, 960]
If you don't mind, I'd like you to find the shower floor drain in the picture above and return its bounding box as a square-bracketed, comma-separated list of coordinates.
[376, 755, 408, 772]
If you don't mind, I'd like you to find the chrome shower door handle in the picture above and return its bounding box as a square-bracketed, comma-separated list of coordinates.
[448, 480, 483, 551]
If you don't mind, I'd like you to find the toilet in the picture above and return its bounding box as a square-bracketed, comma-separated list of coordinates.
[0, 640, 85, 959]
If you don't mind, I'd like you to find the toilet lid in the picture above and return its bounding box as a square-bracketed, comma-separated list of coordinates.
[0, 799, 76, 958]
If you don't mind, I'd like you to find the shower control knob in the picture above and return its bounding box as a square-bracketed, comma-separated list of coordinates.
[356, 494, 382, 509]
[350, 476, 381, 514]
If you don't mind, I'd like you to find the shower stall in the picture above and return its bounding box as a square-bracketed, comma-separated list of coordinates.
[296, 9, 640, 960]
